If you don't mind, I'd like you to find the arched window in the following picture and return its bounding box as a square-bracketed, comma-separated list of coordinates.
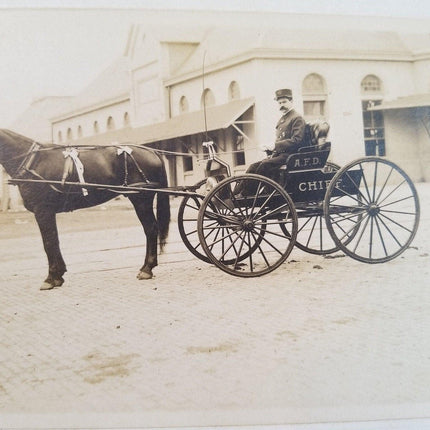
[107, 116, 115, 131]
[361, 74, 385, 156]
[66, 128, 73, 142]
[93, 121, 99, 134]
[77, 125, 83, 138]
[179, 96, 189, 113]
[201, 88, 215, 109]
[302, 73, 327, 119]
[58, 131, 63, 143]
[361, 74, 383, 94]
[228, 81, 240, 101]
[123, 112, 130, 127]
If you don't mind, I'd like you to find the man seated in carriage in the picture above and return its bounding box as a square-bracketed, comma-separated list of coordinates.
[235, 88, 330, 194]
[246, 88, 306, 181]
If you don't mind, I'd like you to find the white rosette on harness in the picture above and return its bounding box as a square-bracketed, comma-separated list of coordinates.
[62, 148, 88, 196]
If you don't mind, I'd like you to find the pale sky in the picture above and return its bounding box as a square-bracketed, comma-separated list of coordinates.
[1, 0, 430, 128]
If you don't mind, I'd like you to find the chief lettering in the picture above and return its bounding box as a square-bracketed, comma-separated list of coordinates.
[298, 179, 332, 192]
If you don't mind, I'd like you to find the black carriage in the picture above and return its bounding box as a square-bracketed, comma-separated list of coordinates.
[178, 140, 420, 277]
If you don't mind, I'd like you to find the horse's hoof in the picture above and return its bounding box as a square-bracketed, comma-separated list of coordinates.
[137, 270, 153, 280]
[53, 278, 64, 287]
[40, 282, 54, 291]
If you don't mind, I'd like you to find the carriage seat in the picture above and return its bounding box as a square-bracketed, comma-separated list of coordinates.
[278, 118, 331, 173]
[279, 141, 331, 173]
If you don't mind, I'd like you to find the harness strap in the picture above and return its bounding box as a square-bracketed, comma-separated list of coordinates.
[63, 148, 88, 196]
[117, 146, 133, 186]
[116, 145, 149, 184]
[15, 142, 41, 177]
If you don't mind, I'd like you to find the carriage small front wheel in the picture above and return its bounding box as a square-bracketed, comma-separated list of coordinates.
[197, 174, 298, 277]
[323, 157, 420, 263]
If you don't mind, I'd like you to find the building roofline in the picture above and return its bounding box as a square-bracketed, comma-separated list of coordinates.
[164, 47, 417, 86]
[51, 93, 130, 123]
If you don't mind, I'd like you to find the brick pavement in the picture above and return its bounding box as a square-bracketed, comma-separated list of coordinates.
[0, 184, 429, 429]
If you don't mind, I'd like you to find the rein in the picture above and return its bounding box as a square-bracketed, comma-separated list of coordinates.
[4, 141, 40, 166]
[4, 140, 246, 164]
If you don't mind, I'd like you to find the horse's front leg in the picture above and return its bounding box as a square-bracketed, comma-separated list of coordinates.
[130, 195, 158, 280]
[34, 208, 67, 290]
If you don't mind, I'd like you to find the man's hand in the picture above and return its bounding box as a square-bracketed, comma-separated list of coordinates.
[259, 143, 275, 153]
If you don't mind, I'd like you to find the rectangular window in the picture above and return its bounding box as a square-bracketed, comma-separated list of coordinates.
[183, 156, 193, 172]
[362, 100, 385, 156]
[303, 100, 325, 117]
[180, 136, 195, 173]
[234, 135, 246, 166]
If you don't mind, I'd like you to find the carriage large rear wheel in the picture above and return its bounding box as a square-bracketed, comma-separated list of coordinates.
[323, 157, 420, 263]
[197, 174, 298, 277]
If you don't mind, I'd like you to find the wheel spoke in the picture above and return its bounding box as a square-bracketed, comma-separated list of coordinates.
[377, 211, 415, 235]
[329, 211, 368, 243]
[374, 165, 394, 204]
[250, 230, 270, 269]
[374, 215, 389, 257]
[378, 194, 415, 211]
[376, 178, 407, 207]
[341, 168, 371, 204]
[333, 185, 367, 206]
[351, 214, 371, 255]
[253, 223, 292, 240]
[254, 202, 289, 222]
[374, 213, 404, 248]
[359, 162, 373, 203]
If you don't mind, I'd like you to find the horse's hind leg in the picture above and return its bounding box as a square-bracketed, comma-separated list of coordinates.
[129, 194, 158, 280]
[34, 209, 67, 290]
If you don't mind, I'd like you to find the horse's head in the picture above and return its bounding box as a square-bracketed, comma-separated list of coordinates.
[0, 128, 9, 164]
[0, 129, 35, 174]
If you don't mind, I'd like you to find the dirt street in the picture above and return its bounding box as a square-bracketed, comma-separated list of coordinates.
[0, 184, 429, 429]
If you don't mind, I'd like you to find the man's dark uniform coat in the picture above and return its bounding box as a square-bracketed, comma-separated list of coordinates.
[246, 108, 306, 180]
[274, 109, 306, 154]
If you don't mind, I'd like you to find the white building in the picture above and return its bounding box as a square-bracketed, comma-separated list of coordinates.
[3, 10, 430, 210]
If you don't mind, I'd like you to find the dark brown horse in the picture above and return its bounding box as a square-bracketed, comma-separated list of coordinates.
[0, 129, 170, 290]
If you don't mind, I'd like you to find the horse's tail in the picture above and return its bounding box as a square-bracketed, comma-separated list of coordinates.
[157, 158, 170, 252]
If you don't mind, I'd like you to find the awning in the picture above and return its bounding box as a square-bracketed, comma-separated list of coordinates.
[137, 97, 254, 144]
[73, 97, 254, 146]
[369, 93, 430, 111]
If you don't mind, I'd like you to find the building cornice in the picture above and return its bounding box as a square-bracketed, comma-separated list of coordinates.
[164, 48, 419, 86]
[51, 93, 130, 124]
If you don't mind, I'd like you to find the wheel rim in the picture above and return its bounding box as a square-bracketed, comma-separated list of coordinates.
[177, 180, 211, 263]
[324, 157, 420, 263]
[197, 174, 298, 277]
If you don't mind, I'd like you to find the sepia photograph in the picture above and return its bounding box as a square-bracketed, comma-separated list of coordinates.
[0, 1, 429, 429]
